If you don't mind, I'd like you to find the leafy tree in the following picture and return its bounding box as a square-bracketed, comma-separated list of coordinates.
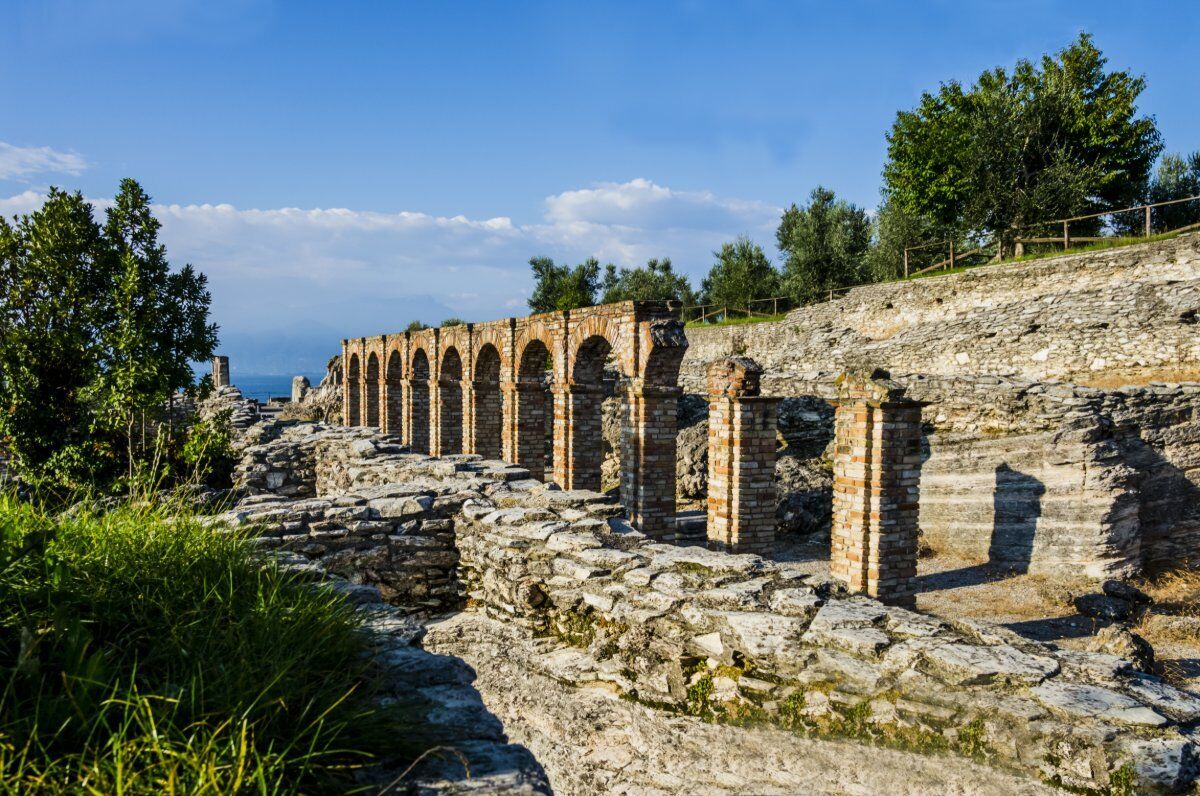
[0, 188, 115, 483]
[405, 320, 428, 332]
[600, 258, 696, 305]
[883, 33, 1162, 255]
[0, 180, 217, 490]
[777, 187, 870, 303]
[1146, 152, 1200, 232]
[527, 256, 600, 313]
[699, 237, 779, 310]
[440, 317, 465, 327]
[864, 200, 949, 282]
[89, 179, 218, 485]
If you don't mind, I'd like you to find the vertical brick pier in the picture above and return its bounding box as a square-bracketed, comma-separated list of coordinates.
[830, 369, 925, 606]
[622, 381, 681, 541]
[706, 357, 780, 554]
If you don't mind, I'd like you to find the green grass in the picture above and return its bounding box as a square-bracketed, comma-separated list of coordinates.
[902, 228, 1189, 283]
[0, 493, 419, 794]
[685, 313, 788, 328]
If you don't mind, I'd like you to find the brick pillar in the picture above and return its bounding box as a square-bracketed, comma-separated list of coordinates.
[706, 357, 780, 554]
[431, 378, 463, 457]
[212, 356, 230, 388]
[465, 380, 502, 459]
[622, 381, 679, 540]
[552, 383, 605, 491]
[503, 382, 547, 479]
[404, 378, 430, 454]
[830, 369, 925, 607]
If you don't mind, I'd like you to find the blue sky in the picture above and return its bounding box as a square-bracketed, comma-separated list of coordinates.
[2, 0, 1198, 374]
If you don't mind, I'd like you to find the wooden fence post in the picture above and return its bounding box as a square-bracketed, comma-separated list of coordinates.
[948, 240, 955, 271]
[1145, 205, 1152, 237]
[1063, 221, 1070, 250]
[903, 248, 909, 278]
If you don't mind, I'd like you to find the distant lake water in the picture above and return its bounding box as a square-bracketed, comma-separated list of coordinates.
[233, 374, 324, 403]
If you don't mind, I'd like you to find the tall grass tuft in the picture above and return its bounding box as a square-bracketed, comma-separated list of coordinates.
[0, 492, 418, 794]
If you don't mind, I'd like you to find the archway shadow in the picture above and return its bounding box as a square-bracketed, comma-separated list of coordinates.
[911, 461, 1045, 593]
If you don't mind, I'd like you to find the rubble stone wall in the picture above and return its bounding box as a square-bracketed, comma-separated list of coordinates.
[681, 232, 1200, 390]
[227, 423, 1200, 793]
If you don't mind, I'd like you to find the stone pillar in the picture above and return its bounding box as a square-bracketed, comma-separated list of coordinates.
[291, 375, 310, 403]
[430, 378, 463, 457]
[212, 356, 230, 388]
[552, 383, 605, 491]
[622, 381, 680, 540]
[465, 380, 502, 459]
[705, 357, 780, 554]
[503, 382, 547, 479]
[830, 369, 925, 607]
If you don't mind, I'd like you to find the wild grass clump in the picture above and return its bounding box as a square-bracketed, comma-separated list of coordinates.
[0, 493, 418, 794]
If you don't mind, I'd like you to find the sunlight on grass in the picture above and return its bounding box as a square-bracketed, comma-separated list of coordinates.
[0, 492, 420, 794]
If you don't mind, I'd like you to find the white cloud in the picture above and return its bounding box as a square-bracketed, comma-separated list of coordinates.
[0, 142, 87, 180]
[0, 178, 782, 373]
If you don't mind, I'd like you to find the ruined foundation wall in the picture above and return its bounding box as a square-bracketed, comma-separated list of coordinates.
[681, 232, 1200, 390]
[227, 424, 1200, 794]
[750, 372, 1200, 575]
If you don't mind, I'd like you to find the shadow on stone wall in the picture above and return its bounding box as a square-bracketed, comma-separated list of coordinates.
[988, 463, 1046, 574]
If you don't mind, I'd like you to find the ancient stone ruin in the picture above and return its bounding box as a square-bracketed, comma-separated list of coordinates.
[306, 233, 1200, 792]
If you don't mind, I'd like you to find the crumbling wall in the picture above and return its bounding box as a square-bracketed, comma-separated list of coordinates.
[681, 232, 1200, 389]
[225, 424, 1200, 793]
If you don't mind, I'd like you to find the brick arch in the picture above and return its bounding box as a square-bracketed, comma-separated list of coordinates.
[365, 352, 381, 427]
[408, 348, 431, 453]
[471, 326, 510, 381]
[517, 338, 553, 381]
[439, 346, 463, 381]
[470, 343, 504, 459]
[346, 352, 361, 426]
[566, 314, 630, 381]
[385, 348, 404, 434]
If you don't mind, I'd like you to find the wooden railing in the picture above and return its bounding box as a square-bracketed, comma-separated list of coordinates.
[903, 194, 1200, 277]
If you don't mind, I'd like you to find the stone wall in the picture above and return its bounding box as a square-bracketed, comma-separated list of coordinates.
[226, 424, 1200, 793]
[681, 232, 1200, 390]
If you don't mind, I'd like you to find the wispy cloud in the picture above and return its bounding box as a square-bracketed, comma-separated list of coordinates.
[0, 179, 782, 372]
[0, 142, 87, 181]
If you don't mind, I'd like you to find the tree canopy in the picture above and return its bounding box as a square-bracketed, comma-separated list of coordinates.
[0, 180, 217, 489]
[600, 258, 696, 305]
[777, 187, 870, 304]
[882, 33, 1162, 253]
[700, 237, 779, 310]
[1145, 152, 1200, 232]
[527, 256, 601, 313]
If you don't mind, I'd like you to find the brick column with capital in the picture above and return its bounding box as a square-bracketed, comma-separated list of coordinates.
[621, 380, 680, 540]
[830, 369, 925, 607]
[706, 357, 780, 554]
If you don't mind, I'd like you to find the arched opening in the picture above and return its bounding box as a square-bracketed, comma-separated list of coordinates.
[386, 350, 403, 435]
[435, 347, 463, 455]
[409, 349, 430, 453]
[365, 352, 380, 427]
[514, 339, 553, 479]
[557, 334, 613, 491]
[472, 344, 502, 459]
[347, 353, 361, 426]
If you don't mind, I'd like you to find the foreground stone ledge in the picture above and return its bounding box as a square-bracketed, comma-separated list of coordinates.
[226, 421, 1200, 793]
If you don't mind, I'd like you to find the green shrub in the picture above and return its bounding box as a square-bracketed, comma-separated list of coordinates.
[0, 494, 419, 793]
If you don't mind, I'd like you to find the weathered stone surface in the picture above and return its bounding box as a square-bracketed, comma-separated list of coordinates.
[919, 642, 1060, 686]
[1031, 681, 1167, 726]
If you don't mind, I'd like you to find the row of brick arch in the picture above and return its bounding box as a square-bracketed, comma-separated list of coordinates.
[342, 302, 688, 538]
